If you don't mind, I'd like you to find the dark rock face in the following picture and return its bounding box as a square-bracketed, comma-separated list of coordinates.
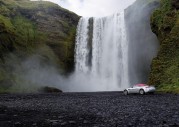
[87, 18, 93, 68]
[125, 0, 160, 85]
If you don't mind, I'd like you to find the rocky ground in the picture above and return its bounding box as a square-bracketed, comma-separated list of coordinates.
[0, 92, 179, 127]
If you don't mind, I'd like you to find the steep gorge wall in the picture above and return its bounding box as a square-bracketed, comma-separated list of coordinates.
[149, 0, 179, 92]
[0, 0, 79, 92]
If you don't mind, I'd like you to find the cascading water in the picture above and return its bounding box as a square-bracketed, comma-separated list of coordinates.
[75, 12, 130, 91]
[75, 17, 90, 73]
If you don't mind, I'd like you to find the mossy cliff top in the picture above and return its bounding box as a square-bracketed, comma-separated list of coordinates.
[149, 0, 179, 93]
[0, 0, 79, 93]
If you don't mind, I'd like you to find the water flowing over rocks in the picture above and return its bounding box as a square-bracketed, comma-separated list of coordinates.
[75, 12, 129, 91]
[0, 92, 179, 127]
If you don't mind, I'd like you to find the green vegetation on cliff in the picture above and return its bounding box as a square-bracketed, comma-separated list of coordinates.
[150, 0, 179, 93]
[0, 0, 79, 93]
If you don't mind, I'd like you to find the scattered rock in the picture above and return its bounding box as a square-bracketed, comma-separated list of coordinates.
[172, 115, 178, 118]
[14, 122, 21, 125]
[58, 116, 64, 119]
[69, 121, 76, 124]
[83, 120, 88, 124]
[32, 123, 37, 126]
[0, 92, 178, 127]
[61, 122, 67, 126]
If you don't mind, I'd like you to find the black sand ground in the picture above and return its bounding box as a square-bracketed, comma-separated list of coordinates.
[0, 92, 179, 127]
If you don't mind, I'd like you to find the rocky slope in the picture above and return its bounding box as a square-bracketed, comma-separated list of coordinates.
[149, 0, 179, 93]
[0, 0, 79, 92]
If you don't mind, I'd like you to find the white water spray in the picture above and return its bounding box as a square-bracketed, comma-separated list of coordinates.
[74, 12, 130, 91]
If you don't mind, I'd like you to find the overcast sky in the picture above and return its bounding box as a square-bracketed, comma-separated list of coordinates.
[41, 0, 136, 17]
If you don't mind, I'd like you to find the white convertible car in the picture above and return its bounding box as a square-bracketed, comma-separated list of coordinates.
[124, 84, 156, 95]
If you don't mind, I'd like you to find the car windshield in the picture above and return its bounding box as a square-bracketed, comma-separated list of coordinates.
[134, 84, 148, 87]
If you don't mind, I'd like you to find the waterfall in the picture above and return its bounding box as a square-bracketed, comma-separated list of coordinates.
[75, 17, 90, 73]
[75, 12, 130, 91]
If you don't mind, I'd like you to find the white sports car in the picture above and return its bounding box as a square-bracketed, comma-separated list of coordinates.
[124, 84, 156, 95]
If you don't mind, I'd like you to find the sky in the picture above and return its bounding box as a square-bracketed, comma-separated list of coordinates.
[40, 0, 136, 17]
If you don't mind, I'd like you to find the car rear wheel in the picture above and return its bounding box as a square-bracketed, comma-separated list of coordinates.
[139, 89, 145, 95]
[124, 90, 128, 95]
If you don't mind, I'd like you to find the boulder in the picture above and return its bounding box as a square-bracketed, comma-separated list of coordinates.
[39, 86, 62, 93]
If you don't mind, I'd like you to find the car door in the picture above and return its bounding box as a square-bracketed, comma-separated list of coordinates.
[128, 87, 136, 93]
[133, 86, 140, 93]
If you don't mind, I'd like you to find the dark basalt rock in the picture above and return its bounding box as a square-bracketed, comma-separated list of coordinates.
[0, 92, 179, 127]
[38, 86, 62, 93]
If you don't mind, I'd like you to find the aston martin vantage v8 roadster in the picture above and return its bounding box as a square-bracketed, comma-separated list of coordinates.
[124, 84, 156, 95]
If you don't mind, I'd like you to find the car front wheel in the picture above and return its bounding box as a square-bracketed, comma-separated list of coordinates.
[124, 90, 128, 95]
[139, 89, 145, 95]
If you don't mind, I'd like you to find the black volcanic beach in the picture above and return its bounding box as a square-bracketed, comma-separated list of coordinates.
[0, 92, 179, 127]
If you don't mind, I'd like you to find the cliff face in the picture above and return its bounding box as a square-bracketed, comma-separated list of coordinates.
[0, 0, 79, 92]
[149, 0, 179, 92]
[125, 0, 160, 85]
